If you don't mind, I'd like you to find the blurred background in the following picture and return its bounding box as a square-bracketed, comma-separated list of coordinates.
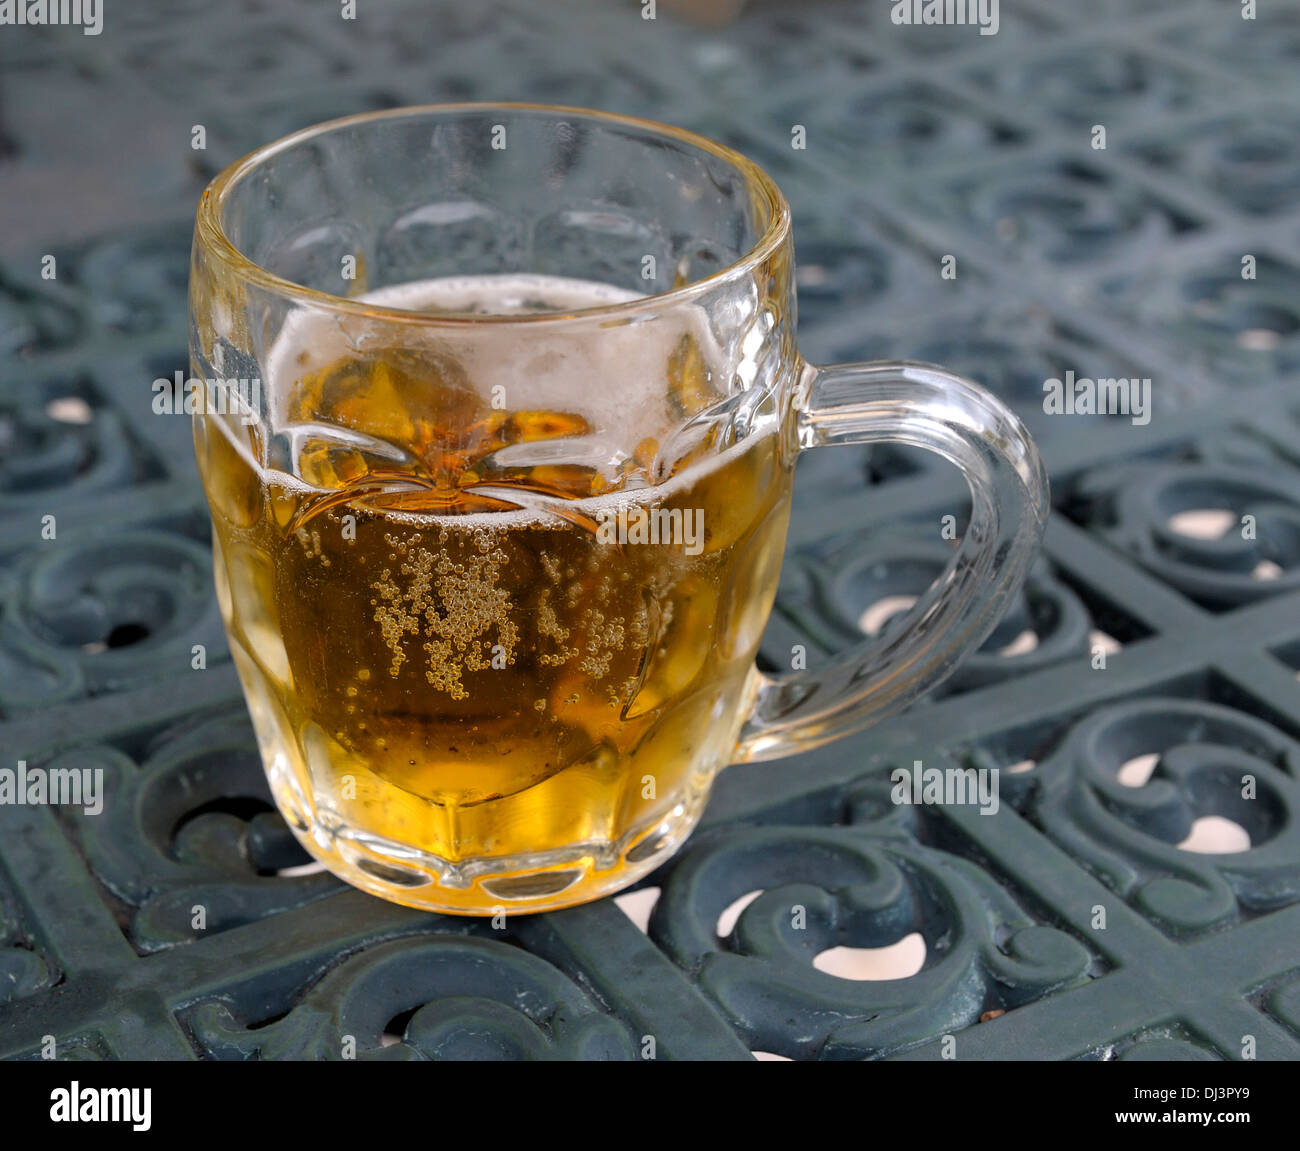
[4, 0, 1298, 425]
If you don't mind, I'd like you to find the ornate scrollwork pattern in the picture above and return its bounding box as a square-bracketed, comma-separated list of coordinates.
[775, 534, 1093, 692]
[186, 936, 638, 1060]
[650, 825, 1092, 1059]
[0, 529, 226, 712]
[51, 710, 341, 952]
[0, 376, 150, 516]
[1069, 461, 1300, 607]
[1, 0, 1299, 1065]
[1009, 699, 1300, 936]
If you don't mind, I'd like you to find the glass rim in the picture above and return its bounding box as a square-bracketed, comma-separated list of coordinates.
[195, 101, 792, 327]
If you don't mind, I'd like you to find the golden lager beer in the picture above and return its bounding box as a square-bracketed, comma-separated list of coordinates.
[192, 105, 1047, 917]
[196, 275, 794, 911]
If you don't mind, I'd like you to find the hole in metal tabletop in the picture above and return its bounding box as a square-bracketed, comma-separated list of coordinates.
[44, 396, 94, 424]
[613, 886, 659, 934]
[1238, 328, 1281, 351]
[381, 1005, 419, 1048]
[1178, 815, 1251, 854]
[716, 889, 763, 937]
[858, 594, 917, 637]
[276, 860, 328, 878]
[106, 622, 151, 648]
[813, 932, 926, 981]
[1118, 752, 1160, 787]
[1168, 509, 1236, 539]
[1090, 629, 1123, 655]
[996, 628, 1039, 657]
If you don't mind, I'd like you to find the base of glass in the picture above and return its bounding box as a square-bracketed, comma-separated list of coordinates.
[268, 761, 709, 915]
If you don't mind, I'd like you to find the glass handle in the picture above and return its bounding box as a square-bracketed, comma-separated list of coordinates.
[734, 359, 1050, 763]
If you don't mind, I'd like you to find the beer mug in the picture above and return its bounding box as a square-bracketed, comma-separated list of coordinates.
[190, 104, 1047, 914]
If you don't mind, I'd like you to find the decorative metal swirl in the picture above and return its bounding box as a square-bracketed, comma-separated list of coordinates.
[51, 709, 340, 952]
[1070, 461, 1300, 607]
[1002, 698, 1300, 936]
[650, 825, 1092, 1059]
[773, 535, 1092, 692]
[0, 529, 225, 712]
[0, 378, 141, 515]
[187, 936, 638, 1060]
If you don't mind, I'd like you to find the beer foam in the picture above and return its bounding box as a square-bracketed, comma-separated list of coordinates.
[262, 272, 739, 437]
[362, 273, 642, 314]
[229, 273, 778, 529]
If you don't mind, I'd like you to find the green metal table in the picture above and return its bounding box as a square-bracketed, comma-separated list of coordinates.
[1, 0, 1299, 1060]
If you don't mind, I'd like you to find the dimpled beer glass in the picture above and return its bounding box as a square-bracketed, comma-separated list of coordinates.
[190, 104, 1048, 914]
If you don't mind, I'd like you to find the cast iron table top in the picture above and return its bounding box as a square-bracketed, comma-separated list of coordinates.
[1, 0, 1299, 1059]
